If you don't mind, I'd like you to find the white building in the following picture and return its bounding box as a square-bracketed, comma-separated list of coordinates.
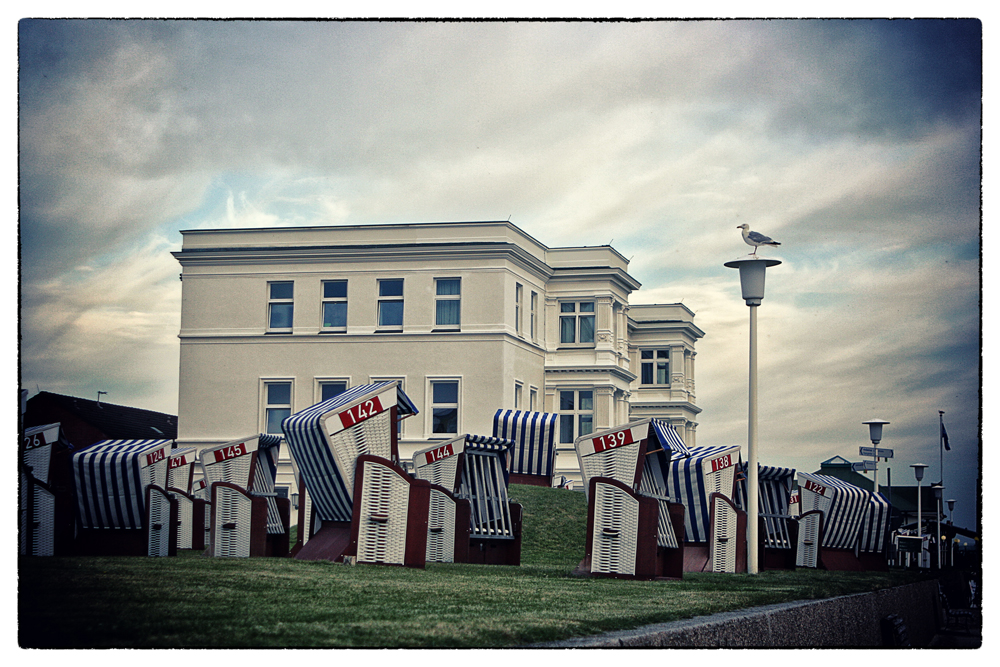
[172, 221, 703, 497]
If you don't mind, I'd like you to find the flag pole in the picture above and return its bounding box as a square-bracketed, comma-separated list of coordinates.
[938, 410, 945, 486]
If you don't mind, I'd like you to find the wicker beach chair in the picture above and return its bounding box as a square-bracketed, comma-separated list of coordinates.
[492, 410, 558, 487]
[734, 463, 799, 570]
[795, 471, 873, 570]
[282, 381, 420, 563]
[20, 423, 76, 556]
[72, 439, 175, 556]
[574, 419, 690, 579]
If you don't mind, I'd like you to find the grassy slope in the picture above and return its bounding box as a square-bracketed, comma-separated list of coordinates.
[18, 484, 927, 648]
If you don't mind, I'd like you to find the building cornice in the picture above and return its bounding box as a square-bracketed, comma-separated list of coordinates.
[544, 364, 637, 383]
[628, 401, 703, 415]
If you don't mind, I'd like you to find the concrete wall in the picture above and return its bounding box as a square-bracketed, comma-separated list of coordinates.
[537, 579, 940, 648]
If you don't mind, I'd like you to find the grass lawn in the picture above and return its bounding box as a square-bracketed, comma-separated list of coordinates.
[18, 484, 928, 648]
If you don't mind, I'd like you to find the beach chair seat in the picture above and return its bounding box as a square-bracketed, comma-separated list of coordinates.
[796, 472, 876, 570]
[210, 481, 269, 557]
[576, 419, 689, 579]
[20, 424, 76, 556]
[199, 434, 290, 557]
[347, 455, 431, 567]
[492, 410, 558, 486]
[734, 463, 798, 570]
[282, 382, 418, 562]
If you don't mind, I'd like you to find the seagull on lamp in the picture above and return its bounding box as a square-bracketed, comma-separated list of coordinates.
[737, 224, 780, 256]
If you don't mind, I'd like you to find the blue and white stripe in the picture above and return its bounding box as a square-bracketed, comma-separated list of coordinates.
[72, 439, 173, 530]
[282, 382, 415, 523]
[797, 472, 871, 550]
[252, 434, 286, 534]
[651, 420, 691, 458]
[492, 410, 557, 478]
[666, 444, 742, 543]
[858, 491, 892, 554]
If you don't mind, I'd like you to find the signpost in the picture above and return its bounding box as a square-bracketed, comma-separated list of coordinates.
[852, 461, 876, 472]
[859, 446, 894, 459]
[859, 445, 893, 495]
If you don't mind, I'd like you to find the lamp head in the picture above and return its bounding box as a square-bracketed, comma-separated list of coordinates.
[911, 463, 928, 482]
[932, 484, 944, 500]
[724, 257, 781, 306]
[862, 418, 890, 444]
[947, 499, 956, 512]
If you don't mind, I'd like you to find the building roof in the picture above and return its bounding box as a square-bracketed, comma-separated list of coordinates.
[24, 391, 177, 442]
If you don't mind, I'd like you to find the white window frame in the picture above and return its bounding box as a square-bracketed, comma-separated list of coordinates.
[514, 382, 523, 409]
[321, 280, 348, 332]
[559, 301, 596, 347]
[427, 376, 461, 437]
[558, 388, 594, 445]
[640, 349, 671, 386]
[529, 386, 538, 411]
[315, 377, 351, 403]
[515, 283, 524, 335]
[530, 291, 538, 340]
[260, 378, 294, 436]
[377, 278, 404, 331]
[434, 277, 461, 330]
[267, 281, 294, 333]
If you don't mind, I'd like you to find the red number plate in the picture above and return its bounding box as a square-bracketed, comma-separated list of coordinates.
[710, 454, 733, 473]
[804, 479, 827, 495]
[424, 443, 455, 464]
[592, 428, 634, 453]
[214, 442, 248, 463]
[145, 448, 166, 466]
[338, 396, 385, 429]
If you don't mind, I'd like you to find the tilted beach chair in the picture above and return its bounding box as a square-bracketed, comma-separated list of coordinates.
[282, 381, 422, 564]
[665, 443, 744, 572]
[574, 419, 690, 579]
[857, 491, 892, 571]
[795, 472, 873, 570]
[412, 433, 522, 564]
[20, 423, 76, 556]
[72, 439, 175, 556]
[492, 410, 558, 487]
[198, 434, 290, 558]
[734, 463, 798, 570]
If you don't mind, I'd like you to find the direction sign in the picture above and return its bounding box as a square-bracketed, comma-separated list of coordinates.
[859, 446, 893, 459]
[852, 461, 876, 472]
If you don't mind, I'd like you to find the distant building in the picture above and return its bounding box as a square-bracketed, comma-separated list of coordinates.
[172, 220, 704, 494]
[23, 391, 178, 450]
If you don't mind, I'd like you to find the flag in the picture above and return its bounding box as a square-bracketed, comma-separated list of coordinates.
[941, 421, 950, 451]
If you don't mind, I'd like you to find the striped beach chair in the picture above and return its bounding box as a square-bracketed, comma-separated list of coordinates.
[492, 410, 558, 487]
[198, 434, 290, 558]
[665, 443, 744, 572]
[857, 491, 892, 571]
[282, 381, 421, 563]
[412, 434, 522, 565]
[574, 419, 690, 579]
[72, 439, 176, 556]
[165, 447, 206, 550]
[20, 423, 76, 556]
[795, 471, 872, 570]
[735, 463, 798, 570]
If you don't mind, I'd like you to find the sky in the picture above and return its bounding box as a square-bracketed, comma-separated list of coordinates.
[16, 17, 983, 533]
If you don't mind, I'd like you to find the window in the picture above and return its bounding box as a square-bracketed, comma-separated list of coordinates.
[558, 389, 594, 444]
[268, 282, 294, 331]
[377, 279, 404, 329]
[515, 283, 523, 334]
[559, 302, 595, 344]
[530, 291, 538, 339]
[435, 278, 461, 328]
[319, 380, 348, 402]
[529, 387, 538, 411]
[264, 381, 292, 435]
[514, 382, 523, 409]
[431, 380, 459, 435]
[641, 350, 671, 385]
[321, 280, 347, 331]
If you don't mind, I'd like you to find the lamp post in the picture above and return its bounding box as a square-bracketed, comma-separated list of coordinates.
[911, 463, 928, 568]
[932, 484, 944, 569]
[862, 419, 890, 495]
[725, 256, 781, 575]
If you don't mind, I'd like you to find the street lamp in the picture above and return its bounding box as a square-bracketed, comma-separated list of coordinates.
[947, 499, 956, 567]
[911, 463, 928, 567]
[862, 419, 890, 495]
[725, 256, 781, 575]
[932, 484, 944, 569]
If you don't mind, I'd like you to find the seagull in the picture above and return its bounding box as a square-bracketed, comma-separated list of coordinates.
[737, 224, 780, 256]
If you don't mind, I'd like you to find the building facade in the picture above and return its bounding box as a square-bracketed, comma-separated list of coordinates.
[172, 221, 703, 494]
